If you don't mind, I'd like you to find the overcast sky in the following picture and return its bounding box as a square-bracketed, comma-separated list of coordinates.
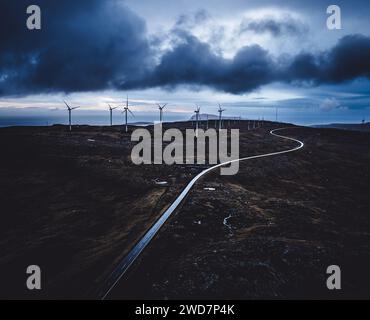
[1, 0, 370, 125]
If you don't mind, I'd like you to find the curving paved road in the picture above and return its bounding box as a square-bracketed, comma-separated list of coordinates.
[99, 127, 304, 299]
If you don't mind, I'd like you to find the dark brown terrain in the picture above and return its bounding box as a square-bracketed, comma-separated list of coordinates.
[0, 122, 370, 299]
[0, 123, 196, 298]
[110, 126, 370, 299]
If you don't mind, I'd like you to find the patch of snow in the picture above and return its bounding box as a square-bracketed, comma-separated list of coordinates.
[155, 181, 168, 186]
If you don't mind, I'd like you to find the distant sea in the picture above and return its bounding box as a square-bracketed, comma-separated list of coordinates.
[0, 108, 367, 127]
[0, 112, 187, 128]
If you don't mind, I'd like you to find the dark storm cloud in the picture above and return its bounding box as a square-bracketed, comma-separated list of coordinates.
[121, 32, 276, 94]
[1, 1, 370, 96]
[121, 33, 370, 94]
[0, 0, 153, 95]
[239, 16, 308, 37]
[286, 34, 370, 84]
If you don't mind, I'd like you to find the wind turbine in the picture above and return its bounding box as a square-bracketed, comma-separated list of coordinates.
[122, 96, 134, 132]
[194, 105, 201, 136]
[157, 103, 167, 123]
[218, 103, 225, 130]
[108, 104, 118, 126]
[63, 101, 80, 132]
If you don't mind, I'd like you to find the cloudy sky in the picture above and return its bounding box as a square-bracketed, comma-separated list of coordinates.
[1, 0, 370, 125]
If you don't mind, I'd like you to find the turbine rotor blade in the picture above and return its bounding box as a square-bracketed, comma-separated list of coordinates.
[128, 109, 135, 117]
[64, 100, 71, 110]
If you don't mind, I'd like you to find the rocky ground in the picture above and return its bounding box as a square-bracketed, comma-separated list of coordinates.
[1, 123, 370, 299]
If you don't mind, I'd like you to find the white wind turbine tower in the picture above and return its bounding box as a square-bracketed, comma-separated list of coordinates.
[157, 103, 167, 123]
[122, 95, 134, 132]
[63, 101, 80, 132]
[218, 103, 225, 130]
[194, 105, 201, 136]
[108, 104, 118, 126]
[275, 106, 279, 122]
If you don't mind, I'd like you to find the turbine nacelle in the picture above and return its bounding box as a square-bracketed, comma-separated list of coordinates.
[157, 103, 167, 111]
[64, 100, 80, 111]
[108, 103, 118, 111]
[218, 103, 225, 113]
[122, 106, 135, 117]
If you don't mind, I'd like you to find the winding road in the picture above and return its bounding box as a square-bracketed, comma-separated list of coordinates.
[99, 127, 304, 299]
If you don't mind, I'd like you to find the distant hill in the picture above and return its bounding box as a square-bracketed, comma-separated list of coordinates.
[311, 122, 370, 132]
[189, 113, 241, 121]
[130, 121, 153, 126]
